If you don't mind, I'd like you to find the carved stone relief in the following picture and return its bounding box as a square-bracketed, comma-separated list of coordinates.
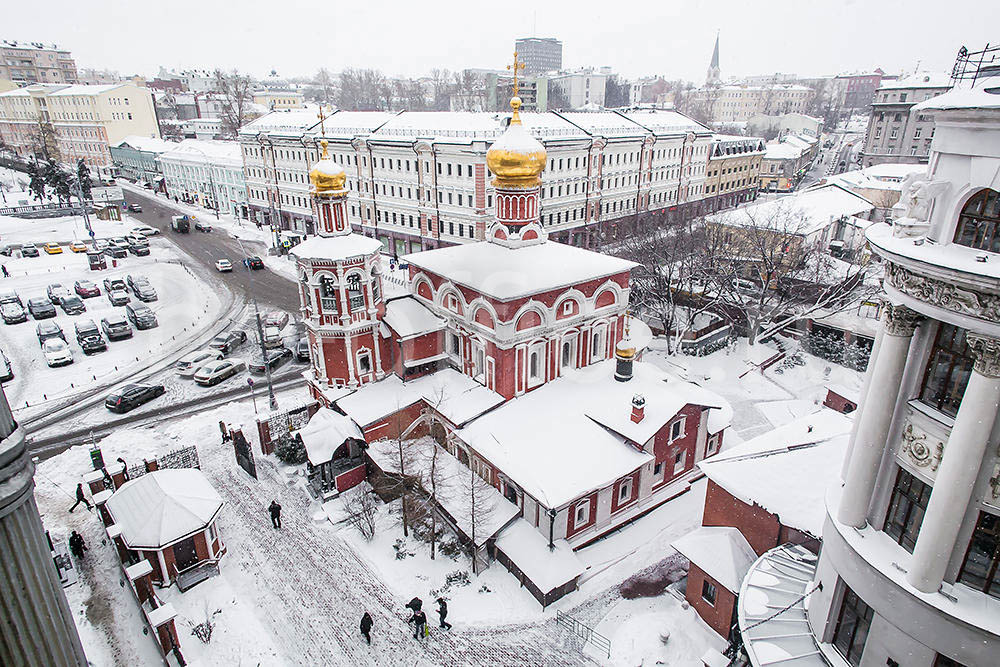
[886, 263, 1000, 323]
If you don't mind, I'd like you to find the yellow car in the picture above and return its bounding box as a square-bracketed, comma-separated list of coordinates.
[43, 242, 63, 255]
[70, 241, 88, 253]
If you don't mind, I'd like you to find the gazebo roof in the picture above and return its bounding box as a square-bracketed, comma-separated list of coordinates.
[105, 469, 223, 549]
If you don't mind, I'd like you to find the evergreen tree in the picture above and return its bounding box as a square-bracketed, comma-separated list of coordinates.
[27, 163, 47, 202]
[76, 160, 92, 201]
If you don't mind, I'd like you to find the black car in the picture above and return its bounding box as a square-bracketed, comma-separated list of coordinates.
[296, 338, 310, 362]
[105, 383, 165, 413]
[128, 243, 150, 256]
[58, 295, 86, 315]
[27, 297, 56, 319]
[244, 256, 264, 270]
[128, 203, 142, 212]
[105, 245, 127, 259]
[249, 347, 292, 373]
[125, 303, 158, 330]
[36, 321, 65, 347]
[101, 315, 133, 340]
[209, 330, 248, 355]
[75, 320, 107, 354]
[104, 278, 127, 293]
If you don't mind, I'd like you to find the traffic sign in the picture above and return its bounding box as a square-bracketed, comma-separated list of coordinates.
[89, 230, 95, 238]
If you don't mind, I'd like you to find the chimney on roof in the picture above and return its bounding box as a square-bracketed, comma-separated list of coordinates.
[631, 394, 646, 423]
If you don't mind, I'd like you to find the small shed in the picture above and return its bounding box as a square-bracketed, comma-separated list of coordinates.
[299, 407, 366, 495]
[105, 469, 225, 584]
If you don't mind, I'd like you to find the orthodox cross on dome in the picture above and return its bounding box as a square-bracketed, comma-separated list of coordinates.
[507, 51, 525, 98]
[317, 104, 331, 136]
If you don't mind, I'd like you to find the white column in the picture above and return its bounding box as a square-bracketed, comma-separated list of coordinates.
[908, 334, 1000, 593]
[841, 322, 887, 480]
[838, 304, 920, 528]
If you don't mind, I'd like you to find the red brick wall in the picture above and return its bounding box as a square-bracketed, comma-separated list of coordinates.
[144, 550, 163, 582]
[685, 563, 736, 638]
[703, 480, 781, 557]
[651, 404, 703, 488]
[362, 401, 425, 441]
[823, 389, 857, 414]
[194, 532, 209, 562]
[161, 546, 177, 581]
[335, 463, 367, 492]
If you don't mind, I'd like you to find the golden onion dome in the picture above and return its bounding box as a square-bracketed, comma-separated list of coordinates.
[486, 96, 547, 189]
[309, 139, 346, 194]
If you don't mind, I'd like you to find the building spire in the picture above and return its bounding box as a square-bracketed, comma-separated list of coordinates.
[507, 50, 526, 125]
[711, 30, 720, 69]
[707, 30, 722, 85]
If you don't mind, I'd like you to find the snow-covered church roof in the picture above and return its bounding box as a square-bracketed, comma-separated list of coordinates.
[105, 469, 224, 549]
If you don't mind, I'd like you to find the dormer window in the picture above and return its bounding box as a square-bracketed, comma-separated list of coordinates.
[446, 294, 459, 313]
[953, 189, 1000, 253]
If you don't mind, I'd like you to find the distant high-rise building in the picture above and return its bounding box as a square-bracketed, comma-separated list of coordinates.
[514, 37, 562, 75]
[0, 39, 77, 85]
[706, 31, 721, 85]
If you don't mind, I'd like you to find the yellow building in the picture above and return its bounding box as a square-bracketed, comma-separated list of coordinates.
[0, 82, 159, 169]
[704, 135, 765, 213]
[252, 90, 304, 110]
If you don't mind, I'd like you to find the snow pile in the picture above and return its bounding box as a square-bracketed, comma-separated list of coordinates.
[299, 407, 363, 466]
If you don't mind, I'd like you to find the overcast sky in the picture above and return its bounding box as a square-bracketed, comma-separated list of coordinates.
[7, 0, 998, 83]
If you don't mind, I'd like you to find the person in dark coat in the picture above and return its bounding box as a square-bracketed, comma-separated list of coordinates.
[68, 531, 87, 560]
[116, 457, 129, 482]
[408, 608, 427, 640]
[69, 483, 91, 513]
[1, 265, 9, 278]
[360, 612, 373, 645]
[436, 597, 452, 630]
[269, 500, 282, 528]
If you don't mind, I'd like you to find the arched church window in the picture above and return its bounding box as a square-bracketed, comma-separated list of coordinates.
[371, 274, 381, 302]
[953, 189, 1000, 253]
[347, 273, 365, 311]
[319, 275, 338, 312]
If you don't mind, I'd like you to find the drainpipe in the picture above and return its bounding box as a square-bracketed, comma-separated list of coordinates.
[548, 508, 557, 550]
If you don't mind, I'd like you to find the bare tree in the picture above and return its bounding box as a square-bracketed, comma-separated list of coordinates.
[312, 68, 335, 105]
[429, 69, 453, 111]
[451, 70, 486, 111]
[343, 481, 379, 540]
[547, 82, 570, 110]
[213, 69, 255, 138]
[461, 465, 494, 575]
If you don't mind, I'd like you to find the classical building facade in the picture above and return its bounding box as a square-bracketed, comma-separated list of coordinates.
[110, 135, 176, 186]
[159, 139, 248, 219]
[738, 76, 1000, 667]
[689, 83, 815, 124]
[239, 108, 712, 251]
[860, 72, 952, 167]
[0, 40, 77, 85]
[703, 134, 764, 212]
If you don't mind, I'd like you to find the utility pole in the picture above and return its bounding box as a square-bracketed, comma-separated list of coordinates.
[73, 178, 94, 241]
[234, 234, 278, 411]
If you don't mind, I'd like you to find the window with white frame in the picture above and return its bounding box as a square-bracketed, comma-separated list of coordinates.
[446, 293, 460, 313]
[319, 275, 338, 312]
[472, 343, 485, 382]
[575, 501, 589, 525]
[528, 343, 545, 387]
[357, 350, 372, 375]
[669, 418, 685, 442]
[673, 449, 686, 474]
[591, 325, 606, 363]
[346, 274, 365, 311]
[561, 335, 577, 371]
[447, 332, 462, 360]
[473, 457, 491, 483]
[618, 477, 633, 503]
[562, 300, 575, 316]
[707, 434, 719, 455]
[654, 461, 663, 478]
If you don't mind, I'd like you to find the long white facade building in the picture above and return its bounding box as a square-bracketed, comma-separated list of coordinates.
[159, 139, 248, 219]
[238, 107, 713, 253]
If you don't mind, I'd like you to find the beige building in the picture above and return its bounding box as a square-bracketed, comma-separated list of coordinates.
[0, 82, 159, 169]
[704, 135, 765, 212]
[860, 72, 952, 167]
[691, 84, 814, 123]
[252, 90, 304, 110]
[0, 40, 77, 86]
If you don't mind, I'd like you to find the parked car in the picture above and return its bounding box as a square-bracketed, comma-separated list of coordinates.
[105, 245, 127, 259]
[264, 311, 289, 330]
[108, 289, 130, 306]
[36, 321, 65, 347]
[101, 314, 133, 340]
[296, 338, 310, 362]
[133, 225, 158, 236]
[176, 349, 224, 377]
[110, 237, 130, 248]
[195, 221, 213, 232]
[125, 303, 158, 330]
[249, 347, 292, 374]
[105, 383, 165, 413]
[1, 302, 26, 324]
[75, 320, 107, 354]
[128, 203, 143, 213]
[126, 233, 149, 247]
[209, 330, 248, 355]
[215, 259, 233, 272]
[93, 239, 110, 252]
[0, 349, 13, 382]
[70, 240, 88, 253]
[43, 242, 63, 255]
[103, 277, 127, 293]
[193, 358, 246, 386]
[263, 325, 283, 348]
[27, 297, 56, 319]
[0, 291, 21, 307]
[126, 274, 148, 291]
[133, 283, 157, 302]
[128, 243, 150, 257]
[58, 295, 86, 315]
[74, 280, 101, 298]
[43, 338, 73, 367]
[244, 256, 264, 270]
[47, 283, 70, 304]
[20, 243, 39, 257]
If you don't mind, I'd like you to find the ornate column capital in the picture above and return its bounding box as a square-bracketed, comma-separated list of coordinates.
[967, 333, 1000, 379]
[883, 302, 922, 337]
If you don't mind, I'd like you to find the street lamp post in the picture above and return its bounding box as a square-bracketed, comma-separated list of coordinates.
[233, 235, 278, 411]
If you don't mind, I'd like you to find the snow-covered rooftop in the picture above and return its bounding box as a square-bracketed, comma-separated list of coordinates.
[698, 410, 851, 536]
[622, 108, 711, 135]
[459, 359, 729, 509]
[877, 72, 953, 91]
[705, 184, 874, 236]
[291, 235, 384, 263]
[495, 518, 585, 593]
[383, 297, 446, 340]
[115, 136, 177, 154]
[673, 526, 757, 592]
[763, 142, 803, 160]
[159, 139, 242, 167]
[913, 75, 1000, 111]
[105, 469, 224, 549]
[299, 407, 364, 466]
[403, 240, 637, 302]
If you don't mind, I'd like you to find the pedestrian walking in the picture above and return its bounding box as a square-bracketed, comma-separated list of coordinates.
[408, 608, 427, 640]
[116, 457, 129, 482]
[69, 483, 91, 513]
[436, 597, 452, 630]
[1, 264, 8, 278]
[68, 531, 87, 560]
[269, 500, 282, 529]
[360, 612, 373, 645]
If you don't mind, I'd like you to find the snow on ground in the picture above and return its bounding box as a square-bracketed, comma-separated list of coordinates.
[0, 241, 225, 418]
[0, 211, 149, 247]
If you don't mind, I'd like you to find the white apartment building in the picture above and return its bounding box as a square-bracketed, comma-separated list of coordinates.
[159, 139, 247, 219]
[238, 107, 713, 253]
[690, 84, 815, 123]
[0, 82, 159, 170]
[548, 68, 612, 109]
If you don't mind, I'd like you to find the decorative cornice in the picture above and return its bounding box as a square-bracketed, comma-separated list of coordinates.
[886, 263, 1000, 323]
[883, 301, 921, 337]
[967, 333, 1000, 379]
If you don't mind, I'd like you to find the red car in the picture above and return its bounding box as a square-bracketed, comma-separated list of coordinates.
[74, 280, 101, 298]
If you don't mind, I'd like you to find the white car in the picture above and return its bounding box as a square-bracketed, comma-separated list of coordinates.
[133, 226, 159, 237]
[215, 259, 233, 272]
[175, 349, 224, 377]
[263, 325, 284, 348]
[43, 338, 73, 367]
[126, 233, 149, 247]
[193, 358, 246, 386]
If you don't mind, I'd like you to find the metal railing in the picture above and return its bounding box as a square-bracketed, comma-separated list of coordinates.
[555, 610, 611, 658]
[951, 43, 1000, 86]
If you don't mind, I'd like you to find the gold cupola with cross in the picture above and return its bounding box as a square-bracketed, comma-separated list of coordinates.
[309, 107, 347, 195]
[486, 51, 547, 189]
